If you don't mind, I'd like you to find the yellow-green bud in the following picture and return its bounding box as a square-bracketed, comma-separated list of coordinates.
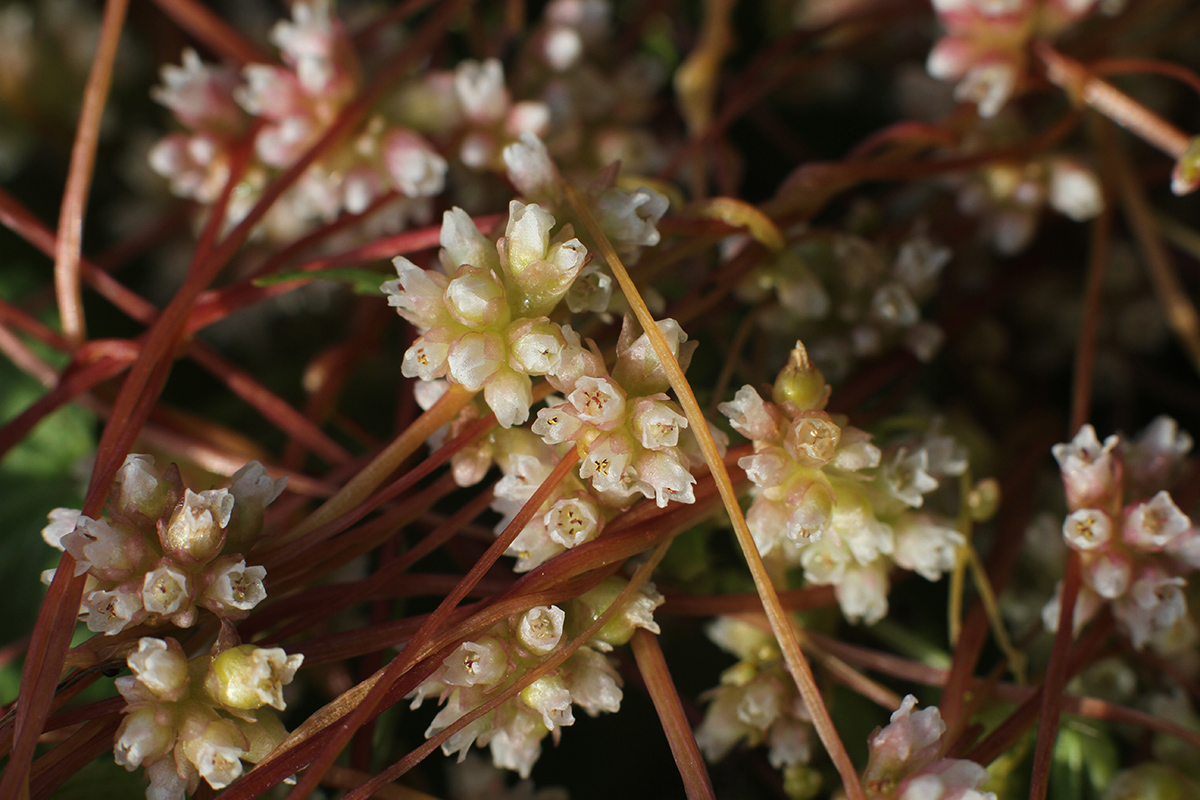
[772, 342, 829, 413]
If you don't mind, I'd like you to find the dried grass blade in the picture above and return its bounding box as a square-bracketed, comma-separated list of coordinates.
[563, 184, 865, 800]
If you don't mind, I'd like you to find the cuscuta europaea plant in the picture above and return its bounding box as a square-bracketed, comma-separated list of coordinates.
[7, 1, 1200, 800]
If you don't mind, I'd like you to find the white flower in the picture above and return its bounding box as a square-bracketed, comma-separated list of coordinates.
[182, 718, 247, 789]
[1123, 491, 1190, 551]
[517, 605, 566, 656]
[454, 59, 509, 124]
[884, 448, 940, 508]
[114, 706, 176, 770]
[720, 385, 781, 441]
[142, 565, 191, 616]
[1062, 508, 1112, 552]
[204, 559, 268, 613]
[128, 638, 190, 698]
[532, 404, 584, 445]
[82, 587, 142, 635]
[544, 495, 602, 548]
[579, 434, 634, 496]
[41, 508, 82, 554]
[61, 516, 134, 579]
[630, 397, 687, 450]
[503, 132, 558, 200]
[568, 376, 626, 426]
[835, 562, 890, 624]
[1052, 425, 1119, 509]
[447, 331, 504, 391]
[894, 517, 964, 580]
[489, 709, 544, 779]
[565, 648, 623, 716]
[1049, 159, 1103, 222]
[442, 637, 508, 687]
[382, 128, 447, 198]
[865, 695, 946, 784]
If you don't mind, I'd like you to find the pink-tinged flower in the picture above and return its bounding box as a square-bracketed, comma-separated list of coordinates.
[1052, 424, 1120, 512]
[864, 695, 947, 786]
[1124, 491, 1191, 552]
[382, 127, 447, 198]
[151, 49, 244, 133]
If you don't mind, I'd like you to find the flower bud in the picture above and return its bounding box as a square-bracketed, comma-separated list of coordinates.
[506, 318, 566, 375]
[443, 265, 509, 328]
[772, 342, 829, 413]
[225, 461, 287, 550]
[114, 705, 177, 770]
[520, 675, 575, 730]
[128, 638, 191, 700]
[503, 132, 559, 203]
[162, 489, 233, 563]
[611, 316, 696, 396]
[113, 454, 171, 520]
[208, 645, 303, 711]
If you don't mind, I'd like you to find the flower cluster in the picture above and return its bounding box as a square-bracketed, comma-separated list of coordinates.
[694, 617, 813, 771]
[385, 201, 585, 428]
[409, 577, 662, 777]
[533, 316, 707, 507]
[41, 455, 284, 634]
[114, 637, 302, 799]
[1044, 417, 1200, 652]
[720, 343, 971, 623]
[927, 0, 1102, 118]
[736, 228, 952, 381]
[489, 428, 608, 572]
[150, 0, 447, 237]
[862, 695, 996, 800]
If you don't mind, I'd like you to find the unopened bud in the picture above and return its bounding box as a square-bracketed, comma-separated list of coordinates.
[772, 342, 829, 413]
[208, 644, 303, 711]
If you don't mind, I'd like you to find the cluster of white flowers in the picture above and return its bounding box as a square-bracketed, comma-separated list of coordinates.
[862, 695, 996, 800]
[927, 0, 1104, 118]
[736, 229, 952, 380]
[532, 316, 709, 507]
[41, 455, 284, 635]
[113, 637, 302, 800]
[694, 617, 813, 771]
[1044, 417, 1200, 652]
[150, 0, 449, 238]
[385, 201, 586, 428]
[719, 343, 971, 624]
[409, 577, 662, 777]
[488, 427, 608, 572]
